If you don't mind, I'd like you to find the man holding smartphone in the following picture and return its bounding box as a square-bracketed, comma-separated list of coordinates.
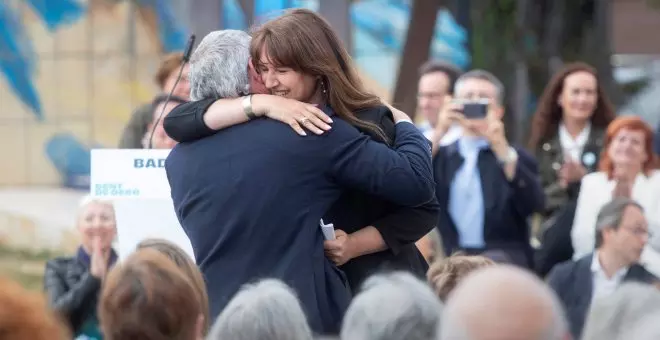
[430, 70, 545, 268]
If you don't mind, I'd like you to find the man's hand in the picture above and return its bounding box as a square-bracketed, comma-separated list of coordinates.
[251, 95, 332, 136]
[434, 96, 464, 136]
[483, 118, 510, 159]
[324, 230, 356, 266]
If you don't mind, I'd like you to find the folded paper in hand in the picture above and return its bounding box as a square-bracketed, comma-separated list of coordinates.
[320, 219, 336, 240]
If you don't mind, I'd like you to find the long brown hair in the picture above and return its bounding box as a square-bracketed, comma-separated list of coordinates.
[598, 116, 659, 179]
[527, 62, 616, 150]
[250, 8, 388, 142]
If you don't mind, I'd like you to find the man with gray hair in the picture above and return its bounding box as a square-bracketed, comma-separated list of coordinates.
[208, 279, 313, 340]
[340, 272, 443, 340]
[164, 29, 327, 141]
[430, 69, 544, 269]
[164, 29, 436, 335]
[441, 265, 569, 340]
[547, 197, 658, 338]
[581, 282, 660, 340]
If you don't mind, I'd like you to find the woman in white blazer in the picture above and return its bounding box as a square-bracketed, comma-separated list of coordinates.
[572, 116, 660, 275]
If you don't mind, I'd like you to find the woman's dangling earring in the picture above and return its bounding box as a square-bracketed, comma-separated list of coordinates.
[321, 81, 327, 95]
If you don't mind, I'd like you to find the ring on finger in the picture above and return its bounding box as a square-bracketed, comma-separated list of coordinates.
[300, 117, 310, 125]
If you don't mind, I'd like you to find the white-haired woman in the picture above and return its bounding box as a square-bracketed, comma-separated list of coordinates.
[208, 279, 313, 340]
[44, 196, 117, 340]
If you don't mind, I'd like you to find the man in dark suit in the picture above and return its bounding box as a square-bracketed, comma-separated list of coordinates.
[432, 70, 544, 268]
[165, 30, 436, 335]
[547, 197, 658, 338]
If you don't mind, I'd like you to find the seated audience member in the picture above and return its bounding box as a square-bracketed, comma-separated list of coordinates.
[581, 282, 660, 340]
[99, 249, 204, 340]
[136, 238, 210, 335]
[119, 52, 190, 148]
[141, 95, 188, 149]
[0, 277, 70, 340]
[441, 265, 569, 340]
[572, 116, 660, 276]
[208, 279, 312, 340]
[432, 69, 544, 268]
[340, 272, 443, 340]
[427, 254, 494, 301]
[548, 198, 659, 339]
[619, 311, 660, 340]
[44, 196, 117, 339]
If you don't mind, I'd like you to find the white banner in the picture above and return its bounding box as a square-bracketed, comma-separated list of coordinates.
[90, 149, 194, 260]
[91, 149, 172, 199]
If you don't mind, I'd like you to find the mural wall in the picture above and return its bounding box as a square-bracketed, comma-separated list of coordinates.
[0, 0, 186, 187]
[0, 0, 467, 187]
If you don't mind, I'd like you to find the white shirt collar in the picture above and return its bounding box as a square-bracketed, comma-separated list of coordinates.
[559, 122, 591, 161]
[591, 251, 628, 279]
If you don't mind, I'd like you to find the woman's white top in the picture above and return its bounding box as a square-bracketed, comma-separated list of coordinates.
[571, 170, 660, 276]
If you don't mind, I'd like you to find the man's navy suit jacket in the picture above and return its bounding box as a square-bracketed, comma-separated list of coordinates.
[433, 142, 544, 267]
[547, 254, 659, 338]
[165, 109, 435, 334]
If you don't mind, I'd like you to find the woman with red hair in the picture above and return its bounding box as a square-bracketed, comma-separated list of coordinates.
[572, 116, 660, 275]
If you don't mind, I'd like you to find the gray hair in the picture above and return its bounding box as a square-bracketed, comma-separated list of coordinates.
[618, 311, 660, 340]
[207, 279, 312, 340]
[340, 272, 443, 340]
[454, 69, 505, 104]
[594, 197, 644, 248]
[581, 282, 660, 340]
[189, 30, 251, 100]
[440, 266, 568, 340]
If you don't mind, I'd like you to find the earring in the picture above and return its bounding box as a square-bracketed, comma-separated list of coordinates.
[321, 81, 327, 94]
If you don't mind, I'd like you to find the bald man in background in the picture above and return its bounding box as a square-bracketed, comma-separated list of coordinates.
[440, 266, 571, 340]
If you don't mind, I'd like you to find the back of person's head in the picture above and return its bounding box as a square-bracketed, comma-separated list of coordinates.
[250, 8, 388, 142]
[189, 30, 252, 100]
[155, 52, 185, 88]
[581, 282, 660, 340]
[619, 311, 660, 339]
[441, 265, 568, 340]
[99, 248, 203, 340]
[341, 272, 443, 340]
[427, 254, 495, 301]
[136, 238, 209, 334]
[0, 277, 70, 340]
[208, 279, 312, 340]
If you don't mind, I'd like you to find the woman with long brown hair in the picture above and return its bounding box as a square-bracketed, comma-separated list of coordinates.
[528, 62, 616, 220]
[163, 8, 439, 330]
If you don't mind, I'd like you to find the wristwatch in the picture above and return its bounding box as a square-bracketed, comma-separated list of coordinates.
[498, 146, 519, 165]
[242, 95, 257, 120]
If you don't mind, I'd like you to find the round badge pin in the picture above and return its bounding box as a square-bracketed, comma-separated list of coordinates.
[582, 152, 596, 167]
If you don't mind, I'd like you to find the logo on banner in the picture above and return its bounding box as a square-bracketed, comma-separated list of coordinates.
[134, 158, 167, 168]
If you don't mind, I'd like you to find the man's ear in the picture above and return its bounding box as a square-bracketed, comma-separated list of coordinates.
[248, 57, 256, 71]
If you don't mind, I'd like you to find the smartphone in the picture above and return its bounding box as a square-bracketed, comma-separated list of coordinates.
[461, 99, 489, 119]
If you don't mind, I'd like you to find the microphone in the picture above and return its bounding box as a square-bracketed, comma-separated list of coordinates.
[147, 34, 196, 149]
